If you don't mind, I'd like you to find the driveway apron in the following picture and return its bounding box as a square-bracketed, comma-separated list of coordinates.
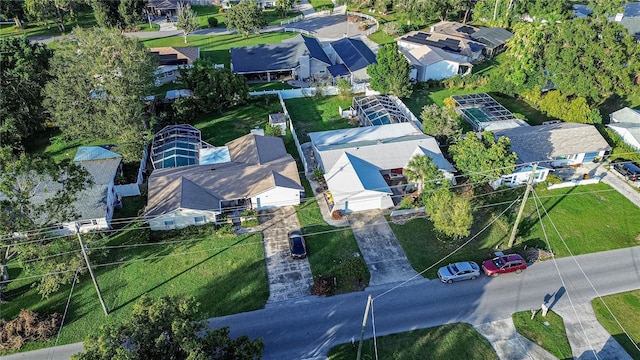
[260, 206, 314, 303]
[349, 210, 420, 286]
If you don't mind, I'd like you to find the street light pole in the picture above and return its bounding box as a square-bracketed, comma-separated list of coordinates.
[356, 294, 372, 360]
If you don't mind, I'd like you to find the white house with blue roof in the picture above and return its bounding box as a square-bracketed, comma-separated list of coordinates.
[310, 122, 456, 213]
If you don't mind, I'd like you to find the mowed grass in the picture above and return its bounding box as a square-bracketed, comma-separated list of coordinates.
[140, 32, 298, 68]
[193, 96, 284, 145]
[285, 96, 355, 142]
[309, 0, 335, 11]
[328, 323, 498, 360]
[24, 128, 119, 163]
[1, 225, 267, 354]
[593, 290, 640, 360]
[513, 310, 573, 359]
[297, 192, 370, 294]
[391, 184, 640, 278]
[0, 8, 98, 38]
[368, 30, 396, 45]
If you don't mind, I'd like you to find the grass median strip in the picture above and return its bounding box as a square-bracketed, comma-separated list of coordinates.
[593, 290, 640, 360]
[328, 323, 498, 360]
[512, 310, 573, 359]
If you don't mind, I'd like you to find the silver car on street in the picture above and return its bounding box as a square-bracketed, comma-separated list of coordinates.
[437, 261, 481, 284]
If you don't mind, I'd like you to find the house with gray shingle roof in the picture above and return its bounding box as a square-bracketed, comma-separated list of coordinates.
[230, 35, 332, 82]
[145, 133, 303, 230]
[492, 122, 610, 187]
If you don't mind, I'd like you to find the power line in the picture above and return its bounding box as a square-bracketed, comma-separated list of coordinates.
[533, 189, 640, 355]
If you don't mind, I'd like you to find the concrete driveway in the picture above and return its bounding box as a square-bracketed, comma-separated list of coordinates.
[259, 206, 314, 303]
[349, 210, 420, 286]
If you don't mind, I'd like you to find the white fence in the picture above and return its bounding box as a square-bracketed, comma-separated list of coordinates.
[284, 27, 311, 35]
[347, 11, 379, 36]
[276, 93, 309, 174]
[389, 95, 422, 130]
[249, 86, 339, 99]
[281, 15, 304, 26]
[547, 177, 601, 190]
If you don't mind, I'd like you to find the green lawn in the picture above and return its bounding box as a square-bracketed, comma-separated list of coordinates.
[391, 183, 640, 279]
[513, 310, 573, 359]
[593, 290, 640, 360]
[368, 30, 396, 45]
[489, 92, 552, 125]
[192, 96, 284, 145]
[1, 225, 268, 354]
[248, 82, 296, 91]
[328, 323, 498, 360]
[140, 32, 298, 68]
[0, 8, 98, 38]
[285, 96, 355, 142]
[309, 0, 334, 11]
[191, 5, 225, 28]
[23, 128, 119, 163]
[297, 196, 370, 294]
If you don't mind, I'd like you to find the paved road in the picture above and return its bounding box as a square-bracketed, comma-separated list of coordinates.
[12, 246, 638, 359]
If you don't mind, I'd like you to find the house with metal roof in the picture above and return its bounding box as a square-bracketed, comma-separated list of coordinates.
[230, 35, 332, 82]
[149, 47, 200, 85]
[469, 27, 513, 57]
[492, 123, 610, 187]
[146, 133, 303, 230]
[310, 123, 456, 213]
[326, 37, 377, 83]
[607, 107, 640, 150]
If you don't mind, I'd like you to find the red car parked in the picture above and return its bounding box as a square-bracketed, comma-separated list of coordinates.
[482, 254, 527, 276]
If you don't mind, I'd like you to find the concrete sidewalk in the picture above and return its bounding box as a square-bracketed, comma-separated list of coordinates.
[474, 318, 557, 360]
[554, 303, 632, 360]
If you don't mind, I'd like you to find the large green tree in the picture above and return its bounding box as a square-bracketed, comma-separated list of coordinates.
[73, 295, 264, 360]
[180, 60, 249, 113]
[450, 131, 517, 185]
[367, 43, 412, 98]
[275, 0, 292, 17]
[24, 0, 74, 32]
[0, 147, 92, 300]
[45, 28, 156, 160]
[542, 18, 639, 103]
[117, 0, 147, 30]
[0, 37, 52, 149]
[176, 2, 198, 43]
[226, 0, 267, 38]
[425, 187, 473, 239]
[90, 0, 120, 28]
[420, 104, 462, 144]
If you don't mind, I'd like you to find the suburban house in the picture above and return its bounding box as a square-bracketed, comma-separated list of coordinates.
[310, 123, 456, 213]
[492, 123, 611, 187]
[397, 22, 513, 66]
[607, 107, 640, 150]
[149, 47, 200, 85]
[611, 2, 640, 41]
[230, 35, 332, 82]
[147, 0, 178, 16]
[325, 37, 377, 84]
[0, 146, 123, 235]
[145, 133, 303, 230]
[401, 45, 472, 81]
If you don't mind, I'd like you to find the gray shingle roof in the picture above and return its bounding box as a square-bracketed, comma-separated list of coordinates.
[146, 134, 302, 216]
[494, 122, 611, 163]
[231, 35, 330, 73]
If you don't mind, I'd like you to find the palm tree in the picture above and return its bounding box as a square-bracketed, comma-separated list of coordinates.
[404, 155, 444, 195]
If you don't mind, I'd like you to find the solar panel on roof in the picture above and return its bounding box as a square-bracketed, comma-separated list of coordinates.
[458, 25, 476, 34]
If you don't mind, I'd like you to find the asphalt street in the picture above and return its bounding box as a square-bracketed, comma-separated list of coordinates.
[11, 246, 638, 360]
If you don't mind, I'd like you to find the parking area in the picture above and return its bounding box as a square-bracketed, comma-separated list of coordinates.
[259, 207, 314, 303]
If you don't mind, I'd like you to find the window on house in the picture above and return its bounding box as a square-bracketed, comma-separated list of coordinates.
[78, 219, 98, 226]
[194, 216, 205, 225]
[164, 219, 175, 229]
[167, 71, 174, 76]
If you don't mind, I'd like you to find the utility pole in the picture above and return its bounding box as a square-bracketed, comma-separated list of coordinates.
[356, 294, 372, 360]
[76, 225, 109, 315]
[508, 163, 537, 248]
[493, 0, 500, 21]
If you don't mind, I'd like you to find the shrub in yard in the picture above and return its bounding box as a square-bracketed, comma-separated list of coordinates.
[310, 275, 336, 296]
[207, 17, 218, 27]
[151, 223, 216, 241]
[399, 195, 416, 209]
[382, 21, 403, 36]
[216, 223, 235, 235]
[358, 22, 369, 31]
[545, 174, 562, 185]
[0, 310, 60, 351]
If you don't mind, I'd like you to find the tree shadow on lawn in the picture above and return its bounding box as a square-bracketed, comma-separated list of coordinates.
[105, 236, 249, 312]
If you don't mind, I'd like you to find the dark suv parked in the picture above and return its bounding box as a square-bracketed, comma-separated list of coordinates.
[612, 159, 640, 181]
